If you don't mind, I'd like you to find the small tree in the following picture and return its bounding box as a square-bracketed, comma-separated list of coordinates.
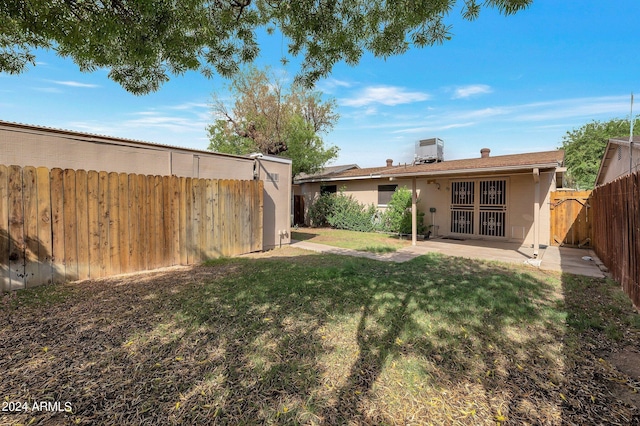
[382, 187, 425, 235]
[560, 117, 640, 189]
[208, 66, 339, 177]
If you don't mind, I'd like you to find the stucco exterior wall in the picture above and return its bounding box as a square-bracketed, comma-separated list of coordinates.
[298, 169, 557, 247]
[0, 122, 291, 252]
[257, 158, 292, 249]
[600, 145, 640, 184]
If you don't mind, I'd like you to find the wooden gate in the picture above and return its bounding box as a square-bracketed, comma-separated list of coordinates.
[293, 195, 305, 226]
[550, 190, 592, 247]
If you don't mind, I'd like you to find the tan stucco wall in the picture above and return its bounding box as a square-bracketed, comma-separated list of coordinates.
[1, 123, 291, 252]
[600, 145, 640, 184]
[257, 158, 292, 249]
[298, 169, 557, 247]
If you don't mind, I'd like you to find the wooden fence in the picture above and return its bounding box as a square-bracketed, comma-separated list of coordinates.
[0, 165, 263, 291]
[591, 171, 640, 310]
[549, 190, 592, 247]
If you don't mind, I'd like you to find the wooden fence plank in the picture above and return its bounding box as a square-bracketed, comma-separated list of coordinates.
[171, 176, 180, 265]
[154, 176, 164, 269]
[75, 170, 90, 280]
[23, 166, 40, 287]
[118, 173, 130, 274]
[87, 171, 100, 279]
[192, 178, 202, 263]
[138, 174, 149, 271]
[63, 169, 78, 281]
[0, 165, 9, 291]
[8, 166, 25, 289]
[199, 178, 208, 260]
[128, 174, 140, 273]
[178, 177, 187, 265]
[185, 178, 193, 264]
[146, 175, 157, 270]
[162, 175, 172, 265]
[211, 179, 220, 258]
[217, 180, 226, 257]
[206, 179, 220, 259]
[50, 169, 65, 283]
[107, 172, 120, 275]
[36, 167, 53, 285]
[242, 180, 251, 254]
[97, 171, 109, 277]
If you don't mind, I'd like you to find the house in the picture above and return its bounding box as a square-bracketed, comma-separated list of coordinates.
[594, 136, 640, 186]
[294, 148, 566, 256]
[0, 120, 291, 250]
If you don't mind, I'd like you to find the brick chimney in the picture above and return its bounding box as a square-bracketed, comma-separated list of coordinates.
[386, 159, 393, 167]
[480, 148, 490, 158]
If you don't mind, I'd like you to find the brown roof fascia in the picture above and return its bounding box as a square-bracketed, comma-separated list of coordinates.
[381, 150, 564, 178]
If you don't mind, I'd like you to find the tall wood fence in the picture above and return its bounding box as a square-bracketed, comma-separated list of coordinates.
[1, 165, 263, 291]
[591, 171, 640, 310]
[549, 190, 592, 247]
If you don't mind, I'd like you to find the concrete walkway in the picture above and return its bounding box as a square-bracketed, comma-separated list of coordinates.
[290, 238, 606, 278]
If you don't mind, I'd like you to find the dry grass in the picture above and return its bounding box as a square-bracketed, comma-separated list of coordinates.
[1, 247, 639, 425]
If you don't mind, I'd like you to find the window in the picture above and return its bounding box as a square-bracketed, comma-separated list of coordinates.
[378, 184, 397, 205]
[320, 185, 337, 195]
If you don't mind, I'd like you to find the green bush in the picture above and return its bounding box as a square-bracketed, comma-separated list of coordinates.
[307, 192, 335, 227]
[308, 190, 377, 232]
[327, 192, 377, 232]
[382, 187, 426, 234]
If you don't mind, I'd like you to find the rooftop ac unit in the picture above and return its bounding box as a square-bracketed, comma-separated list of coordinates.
[415, 138, 444, 164]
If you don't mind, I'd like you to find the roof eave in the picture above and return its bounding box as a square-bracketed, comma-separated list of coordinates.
[381, 162, 561, 179]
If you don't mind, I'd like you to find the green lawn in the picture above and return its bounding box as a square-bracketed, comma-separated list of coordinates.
[1, 248, 639, 425]
[292, 227, 412, 253]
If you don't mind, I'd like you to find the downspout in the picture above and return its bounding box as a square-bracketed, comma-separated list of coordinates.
[412, 177, 417, 246]
[533, 168, 540, 258]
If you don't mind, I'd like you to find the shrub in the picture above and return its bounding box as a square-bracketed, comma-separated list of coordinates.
[307, 192, 335, 227]
[382, 186, 426, 234]
[327, 193, 377, 232]
[308, 190, 377, 232]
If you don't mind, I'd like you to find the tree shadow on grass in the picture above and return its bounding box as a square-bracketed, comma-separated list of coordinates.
[0, 251, 596, 425]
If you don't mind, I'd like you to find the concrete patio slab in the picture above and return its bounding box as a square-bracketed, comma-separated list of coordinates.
[290, 237, 606, 278]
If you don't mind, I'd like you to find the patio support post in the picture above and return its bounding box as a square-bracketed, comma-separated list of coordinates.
[533, 168, 540, 257]
[412, 177, 417, 246]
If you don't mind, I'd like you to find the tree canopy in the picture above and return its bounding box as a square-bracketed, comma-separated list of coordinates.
[1, 0, 532, 94]
[560, 117, 640, 190]
[207, 66, 339, 177]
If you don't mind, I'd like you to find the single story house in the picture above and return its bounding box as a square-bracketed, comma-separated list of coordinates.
[594, 136, 640, 186]
[0, 120, 291, 250]
[294, 149, 566, 256]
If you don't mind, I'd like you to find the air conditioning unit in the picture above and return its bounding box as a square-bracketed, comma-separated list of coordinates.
[415, 138, 444, 164]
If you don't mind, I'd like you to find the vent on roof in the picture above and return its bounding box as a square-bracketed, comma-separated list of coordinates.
[415, 138, 444, 164]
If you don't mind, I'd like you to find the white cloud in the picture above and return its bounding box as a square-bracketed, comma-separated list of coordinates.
[341, 85, 431, 107]
[33, 87, 63, 94]
[392, 122, 476, 134]
[51, 80, 100, 88]
[452, 84, 493, 99]
[317, 78, 352, 93]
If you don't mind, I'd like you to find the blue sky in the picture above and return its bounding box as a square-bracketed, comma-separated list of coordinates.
[1, 0, 639, 167]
